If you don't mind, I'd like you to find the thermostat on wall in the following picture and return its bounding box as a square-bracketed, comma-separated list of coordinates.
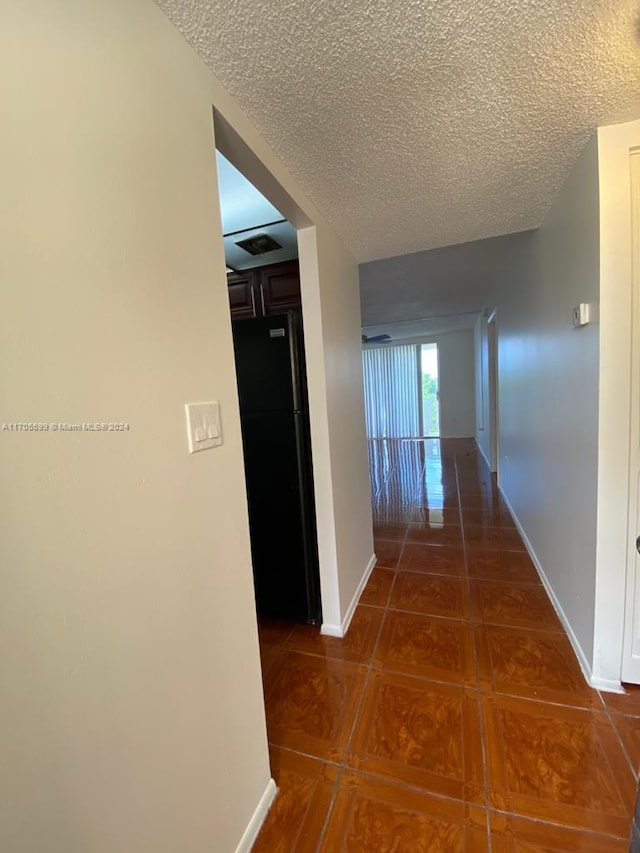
[572, 303, 591, 328]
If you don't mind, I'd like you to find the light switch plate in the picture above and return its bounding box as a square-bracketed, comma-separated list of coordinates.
[572, 303, 591, 328]
[185, 402, 222, 453]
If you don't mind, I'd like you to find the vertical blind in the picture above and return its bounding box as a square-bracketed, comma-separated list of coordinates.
[363, 344, 420, 438]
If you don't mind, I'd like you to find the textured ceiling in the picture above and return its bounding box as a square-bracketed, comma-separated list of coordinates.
[156, 0, 640, 262]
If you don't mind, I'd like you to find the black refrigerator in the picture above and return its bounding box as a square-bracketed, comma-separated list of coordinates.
[232, 311, 321, 624]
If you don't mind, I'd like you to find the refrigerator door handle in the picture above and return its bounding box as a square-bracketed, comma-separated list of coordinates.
[288, 312, 302, 413]
[259, 283, 266, 315]
[250, 286, 256, 316]
[293, 412, 321, 622]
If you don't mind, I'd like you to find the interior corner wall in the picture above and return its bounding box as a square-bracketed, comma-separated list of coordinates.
[296, 224, 374, 633]
[436, 329, 475, 438]
[213, 92, 374, 640]
[483, 136, 601, 675]
[1, 1, 376, 847]
[313, 225, 375, 628]
[474, 316, 491, 464]
[1, 1, 274, 850]
[592, 119, 640, 687]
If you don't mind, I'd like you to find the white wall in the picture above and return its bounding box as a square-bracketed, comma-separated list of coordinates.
[475, 296, 493, 464]
[299, 227, 375, 634]
[477, 138, 600, 677]
[437, 329, 476, 438]
[0, 0, 373, 849]
[475, 315, 490, 463]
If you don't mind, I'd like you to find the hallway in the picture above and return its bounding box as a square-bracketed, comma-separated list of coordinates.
[253, 439, 640, 851]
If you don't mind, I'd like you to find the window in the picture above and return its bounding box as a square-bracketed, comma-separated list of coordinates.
[363, 343, 440, 438]
[421, 343, 440, 437]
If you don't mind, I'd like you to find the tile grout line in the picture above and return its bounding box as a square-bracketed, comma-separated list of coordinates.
[457, 447, 637, 846]
[599, 695, 639, 783]
[392, 517, 409, 573]
[313, 767, 344, 853]
[259, 440, 639, 849]
[487, 805, 632, 843]
[317, 440, 423, 848]
[454, 446, 493, 853]
[342, 617, 386, 756]
[316, 440, 394, 849]
[267, 743, 634, 848]
[340, 559, 396, 760]
[454, 446, 493, 851]
[464, 460, 636, 837]
[315, 444, 404, 852]
[342, 441, 468, 818]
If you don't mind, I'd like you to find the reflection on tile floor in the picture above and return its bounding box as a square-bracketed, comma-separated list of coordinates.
[253, 438, 639, 851]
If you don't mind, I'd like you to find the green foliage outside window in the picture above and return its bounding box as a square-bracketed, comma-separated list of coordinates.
[422, 374, 437, 399]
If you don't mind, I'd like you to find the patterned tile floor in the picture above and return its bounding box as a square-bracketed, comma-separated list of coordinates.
[253, 438, 640, 851]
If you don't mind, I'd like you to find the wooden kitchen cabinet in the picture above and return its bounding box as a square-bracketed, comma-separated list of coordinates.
[227, 260, 301, 319]
[227, 272, 257, 319]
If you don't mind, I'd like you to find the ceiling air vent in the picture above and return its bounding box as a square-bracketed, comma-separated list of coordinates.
[235, 233, 282, 256]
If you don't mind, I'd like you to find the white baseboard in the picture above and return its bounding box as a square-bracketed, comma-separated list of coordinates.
[234, 778, 277, 853]
[498, 488, 598, 689]
[590, 675, 624, 693]
[476, 441, 491, 469]
[320, 622, 344, 638]
[321, 553, 376, 638]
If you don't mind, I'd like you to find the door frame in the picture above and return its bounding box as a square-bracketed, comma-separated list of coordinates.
[213, 110, 343, 636]
[592, 120, 640, 690]
[622, 149, 640, 682]
[487, 309, 500, 478]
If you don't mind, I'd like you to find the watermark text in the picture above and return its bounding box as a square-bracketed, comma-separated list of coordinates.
[2, 422, 131, 432]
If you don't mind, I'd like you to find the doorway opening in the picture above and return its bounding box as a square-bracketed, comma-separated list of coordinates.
[487, 311, 499, 477]
[214, 147, 322, 627]
[420, 343, 440, 437]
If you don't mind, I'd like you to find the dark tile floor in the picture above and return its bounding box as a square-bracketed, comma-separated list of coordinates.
[253, 438, 640, 851]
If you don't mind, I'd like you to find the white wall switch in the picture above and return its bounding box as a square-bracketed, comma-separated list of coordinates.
[185, 402, 222, 453]
[572, 303, 592, 328]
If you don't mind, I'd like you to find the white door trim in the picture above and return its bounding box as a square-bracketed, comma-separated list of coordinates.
[592, 120, 640, 687]
[622, 150, 640, 683]
[487, 311, 500, 477]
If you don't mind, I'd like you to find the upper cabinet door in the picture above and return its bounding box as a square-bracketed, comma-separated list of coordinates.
[260, 261, 301, 315]
[227, 261, 301, 319]
[228, 271, 258, 319]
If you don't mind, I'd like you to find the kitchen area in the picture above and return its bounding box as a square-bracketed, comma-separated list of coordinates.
[216, 150, 322, 626]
